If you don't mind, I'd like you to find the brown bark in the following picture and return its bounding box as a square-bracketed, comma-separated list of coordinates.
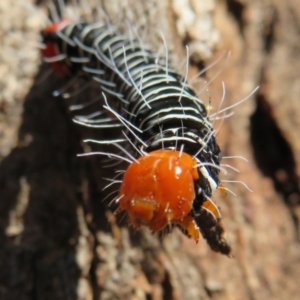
[1, 0, 300, 299]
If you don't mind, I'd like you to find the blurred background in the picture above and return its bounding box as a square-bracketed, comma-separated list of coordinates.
[0, 0, 300, 299]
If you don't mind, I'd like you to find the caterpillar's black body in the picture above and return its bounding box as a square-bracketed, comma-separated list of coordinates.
[42, 19, 230, 255]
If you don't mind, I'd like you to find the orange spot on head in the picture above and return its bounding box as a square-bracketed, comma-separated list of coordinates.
[118, 149, 201, 241]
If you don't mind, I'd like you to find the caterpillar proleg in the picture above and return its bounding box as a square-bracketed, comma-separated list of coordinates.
[41, 2, 231, 255]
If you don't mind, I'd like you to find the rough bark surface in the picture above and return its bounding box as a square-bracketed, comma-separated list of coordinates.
[1, 0, 300, 299]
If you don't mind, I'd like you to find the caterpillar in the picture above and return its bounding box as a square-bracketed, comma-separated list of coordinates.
[41, 3, 231, 255]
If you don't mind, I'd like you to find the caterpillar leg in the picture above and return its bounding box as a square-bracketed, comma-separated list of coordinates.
[175, 215, 201, 242]
[202, 198, 221, 219]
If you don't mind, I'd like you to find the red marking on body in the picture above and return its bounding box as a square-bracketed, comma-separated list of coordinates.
[118, 149, 201, 242]
[43, 18, 71, 33]
[41, 19, 71, 75]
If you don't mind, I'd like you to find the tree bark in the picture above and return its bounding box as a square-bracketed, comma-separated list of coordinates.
[1, 0, 300, 299]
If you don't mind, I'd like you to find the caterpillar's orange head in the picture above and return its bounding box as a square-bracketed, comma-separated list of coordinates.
[118, 149, 201, 241]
